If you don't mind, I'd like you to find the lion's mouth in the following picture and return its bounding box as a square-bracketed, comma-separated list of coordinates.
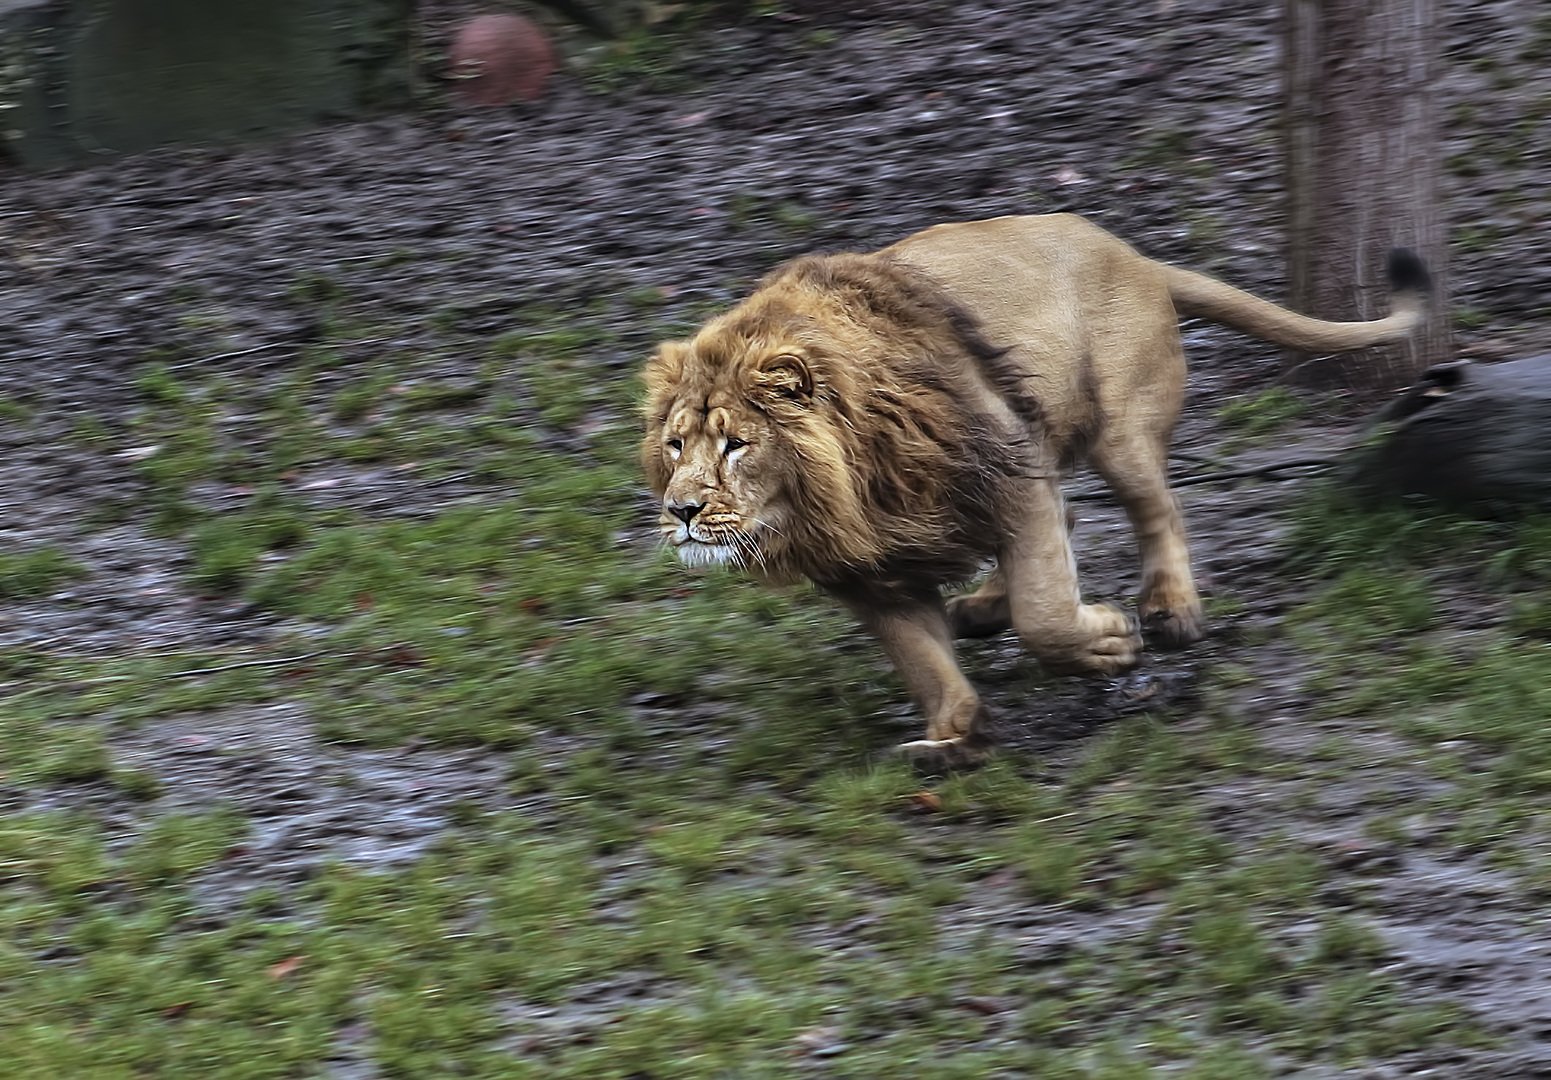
[663, 522, 762, 569]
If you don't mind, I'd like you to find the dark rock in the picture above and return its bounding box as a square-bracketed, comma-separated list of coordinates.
[1343, 355, 1551, 514]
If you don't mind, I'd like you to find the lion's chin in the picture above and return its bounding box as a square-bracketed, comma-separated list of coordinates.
[673, 539, 744, 570]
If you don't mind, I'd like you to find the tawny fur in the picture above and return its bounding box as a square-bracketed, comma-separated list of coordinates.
[641, 213, 1427, 759]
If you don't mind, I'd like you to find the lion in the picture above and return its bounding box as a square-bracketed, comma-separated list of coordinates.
[641, 213, 1429, 762]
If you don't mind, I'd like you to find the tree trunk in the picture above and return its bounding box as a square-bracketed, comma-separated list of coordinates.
[1283, 0, 1452, 392]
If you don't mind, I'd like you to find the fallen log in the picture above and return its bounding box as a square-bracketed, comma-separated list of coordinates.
[1342, 355, 1551, 514]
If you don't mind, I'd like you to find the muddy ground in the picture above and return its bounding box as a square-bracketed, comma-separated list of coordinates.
[3, 0, 1551, 1074]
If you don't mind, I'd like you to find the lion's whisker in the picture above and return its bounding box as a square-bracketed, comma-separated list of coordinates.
[737, 531, 764, 571]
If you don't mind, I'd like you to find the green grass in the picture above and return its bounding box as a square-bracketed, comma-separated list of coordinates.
[577, 1, 748, 96]
[0, 394, 33, 421]
[188, 494, 310, 594]
[5, 288, 1539, 1076]
[0, 547, 87, 601]
[1287, 490, 1551, 873]
[1216, 386, 1309, 440]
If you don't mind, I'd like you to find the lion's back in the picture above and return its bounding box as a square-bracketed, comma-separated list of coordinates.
[885, 217, 1120, 431]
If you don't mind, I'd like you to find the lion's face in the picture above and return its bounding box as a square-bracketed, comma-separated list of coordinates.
[650, 402, 786, 570]
[642, 339, 814, 573]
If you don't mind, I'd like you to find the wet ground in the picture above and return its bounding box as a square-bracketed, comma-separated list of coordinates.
[3, 0, 1551, 1073]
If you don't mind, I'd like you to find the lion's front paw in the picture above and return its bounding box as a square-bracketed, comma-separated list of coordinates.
[1034, 603, 1142, 676]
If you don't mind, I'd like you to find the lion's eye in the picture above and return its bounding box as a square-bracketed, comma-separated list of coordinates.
[666, 437, 683, 459]
[723, 437, 747, 454]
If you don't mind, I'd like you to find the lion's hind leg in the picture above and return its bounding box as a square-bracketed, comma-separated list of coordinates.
[1002, 475, 1142, 675]
[948, 499, 1080, 640]
[1090, 432, 1205, 648]
[946, 566, 1012, 639]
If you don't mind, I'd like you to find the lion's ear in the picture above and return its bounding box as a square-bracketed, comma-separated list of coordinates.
[642, 345, 685, 422]
[645, 342, 686, 383]
[757, 354, 813, 402]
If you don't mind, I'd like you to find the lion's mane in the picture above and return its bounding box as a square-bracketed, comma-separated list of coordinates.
[643, 252, 1043, 602]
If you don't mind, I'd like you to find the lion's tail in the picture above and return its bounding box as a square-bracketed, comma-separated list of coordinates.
[1162, 249, 1431, 353]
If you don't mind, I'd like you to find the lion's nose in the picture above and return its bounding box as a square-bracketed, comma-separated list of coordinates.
[667, 499, 706, 524]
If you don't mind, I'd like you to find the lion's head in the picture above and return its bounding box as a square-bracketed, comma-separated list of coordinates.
[639, 343, 806, 574]
[641, 253, 1036, 593]
[640, 293, 849, 582]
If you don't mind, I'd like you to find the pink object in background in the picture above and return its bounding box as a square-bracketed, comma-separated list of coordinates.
[449, 13, 556, 106]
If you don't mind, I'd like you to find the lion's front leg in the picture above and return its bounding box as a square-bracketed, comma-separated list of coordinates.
[1003, 476, 1142, 675]
[848, 597, 991, 765]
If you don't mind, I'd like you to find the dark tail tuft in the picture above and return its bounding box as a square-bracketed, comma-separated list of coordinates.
[1387, 248, 1432, 295]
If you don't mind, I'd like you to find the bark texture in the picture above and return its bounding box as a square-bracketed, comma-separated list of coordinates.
[1283, 0, 1452, 391]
